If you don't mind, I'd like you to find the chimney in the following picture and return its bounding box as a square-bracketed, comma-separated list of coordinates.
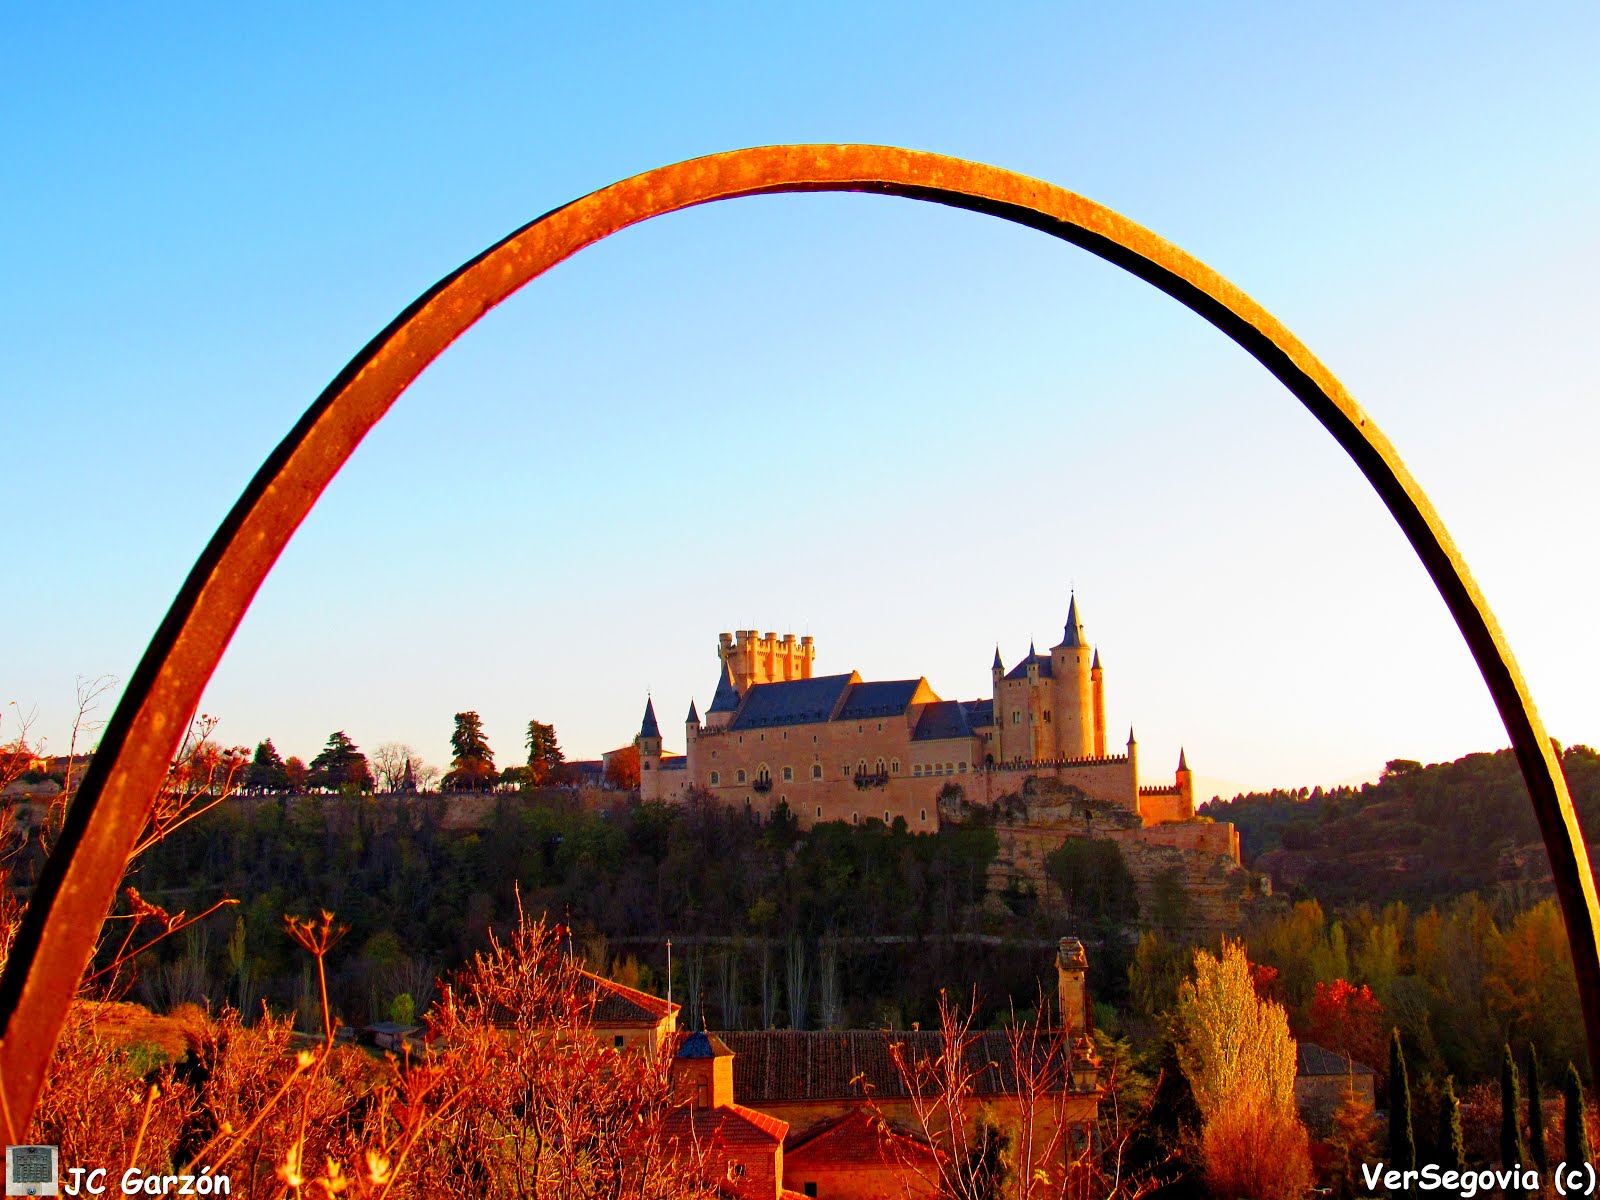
[1056, 936, 1088, 1034]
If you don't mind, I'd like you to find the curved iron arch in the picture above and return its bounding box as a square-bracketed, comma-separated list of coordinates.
[3, 145, 1595, 1128]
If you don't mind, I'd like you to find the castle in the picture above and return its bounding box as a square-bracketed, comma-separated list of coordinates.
[635, 597, 1236, 862]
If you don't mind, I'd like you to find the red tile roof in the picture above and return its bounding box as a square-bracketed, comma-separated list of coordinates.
[583, 970, 679, 1025]
[786, 1110, 937, 1168]
[661, 1102, 790, 1149]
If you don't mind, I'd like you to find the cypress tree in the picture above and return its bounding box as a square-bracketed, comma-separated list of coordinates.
[1389, 1028, 1415, 1173]
[1565, 1063, 1592, 1169]
[1527, 1045, 1548, 1177]
[1438, 1076, 1465, 1173]
[1502, 1044, 1529, 1196]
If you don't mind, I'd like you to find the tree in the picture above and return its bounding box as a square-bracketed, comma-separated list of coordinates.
[308, 731, 374, 793]
[1527, 1044, 1549, 1177]
[1304, 979, 1387, 1075]
[444, 712, 496, 792]
[246, 739, 288, 794]
[1043, 837, 1138, 927]
[1389, 1028, 1415, 1174]
[1325, 1085, 1379, 1200]
[372, 742, 423, 794]
[1502, 1045, 1529, 1194]
[1438, 1076, 1465, 1173]
[1176, 939, 1312, 1200]
[283, 755, 309, 793]
[525, 720, 565, 786]
[1563, 1063, 1591, 1171]
[605, 745, 639, 790]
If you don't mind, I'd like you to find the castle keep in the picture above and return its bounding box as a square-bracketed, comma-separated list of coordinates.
[635, 597, 1235, 861]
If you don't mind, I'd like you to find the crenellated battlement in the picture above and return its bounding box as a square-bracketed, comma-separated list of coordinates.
[984, 754, 1130, 772]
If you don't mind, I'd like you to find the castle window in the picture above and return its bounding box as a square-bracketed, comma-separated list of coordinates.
[891, 758, 900, 774]
[959, 761, 968, 773]
[1012, 711, 1021, 725]
[710, 771, 720, 785]
[852, 812, 859, 824]
[643, 762, 651, 770]
[812, 734, 817, 743]
[857, 724, 863, 734]
[1030, 712, 1036, 724]
[811, 764, 823, 780]
[920, 809, 927, 822]
[711, 750, 718, 758]
[876, 722, 883, 732]
[1044, 710, 1052, 723]
[875, 757, 886, 775]
[946, 762, 954, 774]
[816, 806, 822, 818]
[804, 1186, 818, 1198]
[884, 811, 891, 823]
[783, 731, 788, 740]
[857, 759, 867, 775]
[737, 770, 747, 784]
[614, 1035, 625, 1048]
[782, 766, 793, 782]
[913, 764, 922, 776]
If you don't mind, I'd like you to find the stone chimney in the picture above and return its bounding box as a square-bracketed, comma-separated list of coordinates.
[1056, 936, 1089, 1034]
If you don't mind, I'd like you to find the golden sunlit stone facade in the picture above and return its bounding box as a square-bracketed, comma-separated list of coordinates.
[635, 598, 1217, 851]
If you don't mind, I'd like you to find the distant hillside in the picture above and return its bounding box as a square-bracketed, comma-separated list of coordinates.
[1198, 745, 1600, 911]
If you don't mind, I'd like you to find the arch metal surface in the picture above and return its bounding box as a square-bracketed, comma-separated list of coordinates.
[3, 145, 1596, 1129]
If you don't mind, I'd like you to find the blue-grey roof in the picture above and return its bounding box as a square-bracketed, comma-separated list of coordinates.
[1054, 595, 1086, 649]
[727, 674, 857, 730]
[639, 698, 660, 739]
[913, 700, 973, 742]
[708, 663, 741, 714]
[1003, 653, 1053, 681]
[836, 679, 924, 721]
[678, 1030, 734, 1058]
[686, 699, 699, 725]
[662, 758, 688, 771]
[962, 699, 994, 729]
[992, 647, 1003, 671]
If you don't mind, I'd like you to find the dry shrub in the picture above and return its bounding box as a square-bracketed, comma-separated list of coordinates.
[1199, 1100, 1313, 1200]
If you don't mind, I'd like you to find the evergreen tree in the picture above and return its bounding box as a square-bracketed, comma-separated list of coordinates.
[1389, 1028, 1415, 1173]
[246, 739, 288, 793]
[1502, 1044, 1529, 1195]
[1564, 1063, 1592, 1170]
[1527, 1045, 1549, 1176]
[308, 731, 373, 793]
[525, 719, 565, 786]
[1438, 1076, 1465, 1173]
[445, 711, 496, 792]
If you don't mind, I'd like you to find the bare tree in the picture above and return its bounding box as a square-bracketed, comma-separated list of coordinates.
[817, 937, 841, 1029]
[786, 936, 810, 1030]
[372, 742, 423, 794]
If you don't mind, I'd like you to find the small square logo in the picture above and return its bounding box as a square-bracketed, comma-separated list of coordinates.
[5, 1146, 58, 1196]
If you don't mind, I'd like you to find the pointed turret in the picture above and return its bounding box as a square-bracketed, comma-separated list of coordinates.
[1127, 726, 1137, 747]
[1177, 747, 1188, 772]
[1054, 593, 1086, 650]
[993, 646, 1003, 671]
[1175, 746, 1194, 812]
[639, 698, 660, 740]
[686, 699, 699, 726]
[1092, 648, 1101, 670]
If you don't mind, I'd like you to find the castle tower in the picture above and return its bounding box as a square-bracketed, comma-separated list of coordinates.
[636, 698, 662, 759]
[721, 629, 816, 693]
[1175, 747, 1194, 814]
[684, 699, 700, 768]
[1127, 726, 1139, 788]
[705, 657, 740, 731]
[1091, 649, 1106, 758]
[992, 647, 1004, 688]
[1049, 595, 1095, 759]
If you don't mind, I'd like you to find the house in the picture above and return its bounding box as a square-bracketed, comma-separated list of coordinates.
[1294, 1041, 1378, 1130]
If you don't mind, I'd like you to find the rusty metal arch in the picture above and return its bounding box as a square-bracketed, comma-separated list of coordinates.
[3, 145, 1596, 1128]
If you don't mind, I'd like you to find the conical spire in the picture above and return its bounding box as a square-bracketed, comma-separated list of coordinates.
[1127, 726, 1137, 747]
[1092, 649, 1101, 671]
[708, 660, 740, 714]
[1178, 747, 1189, 772]
[993, 646, 1004, 671]
[639, 697, 660, 740]
[686, 699, 699, 725]
[1055, 593, 1086, 649]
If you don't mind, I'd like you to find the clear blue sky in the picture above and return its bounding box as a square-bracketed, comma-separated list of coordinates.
[6, 3, 1597, 798]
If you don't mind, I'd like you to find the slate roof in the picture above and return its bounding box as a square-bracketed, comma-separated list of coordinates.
[962, 699, 994, 729]
[709, 663, 742, 714]
[912, 700, 973, 742]
[718, 1030, 1052, 1103]
[678, 1031, 734, 1059]
[686, 699, 699, 725]
[785, 1109, 937, 1166]
[727, 674, 857, 731]
[1003, 652, 1054, 681]
[836, 679, 925, 721]
[639, 698, 660, 739]
[1297, 1042, 1376, 1077]
[661, 758, 688, 772]
[1054, 595, 1086, 649]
